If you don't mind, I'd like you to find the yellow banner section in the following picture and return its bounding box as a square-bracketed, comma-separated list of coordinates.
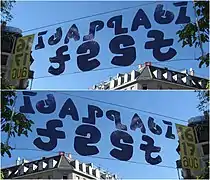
[11, 34, 35, 80]
[176, 124, 200, 170]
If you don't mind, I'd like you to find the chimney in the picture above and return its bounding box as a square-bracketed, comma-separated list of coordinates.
[138, 64, 143, 69]
[87, 163, 94, 168]
[16, 157, 21, 165]
[66, 153, 72, 159]
[59, 151, 65, 156]
[181, 69, 188, 74]
[144, 62, 152, 66]
[189, 68, 194, 76]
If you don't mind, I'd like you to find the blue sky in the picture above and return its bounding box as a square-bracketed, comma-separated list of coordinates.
[1, 90, 202, 179]
[2, 1, 208, 179]
[8, 0, 209, 90]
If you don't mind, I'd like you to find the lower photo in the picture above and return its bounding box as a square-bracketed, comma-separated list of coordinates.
[1, 90, 209, 179]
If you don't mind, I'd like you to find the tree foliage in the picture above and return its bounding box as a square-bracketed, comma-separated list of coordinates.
[197, 88, 209, 113]
[176, 1, 209, 68]
[1, 0, 16, 22]
[1, 78, 34, 158]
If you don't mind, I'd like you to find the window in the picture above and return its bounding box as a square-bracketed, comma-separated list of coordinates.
[1, 35, 14, 53]
[1, 73, 5, 79]
[142, 84, 147, 90]
[75, 176, 80, 180]
[202, 144, 209, 155]
[63, 175, 68, 179]
[1, 54, 8, 65]
[196, 125, 209, 143]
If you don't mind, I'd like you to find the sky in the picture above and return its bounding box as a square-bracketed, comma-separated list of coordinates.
[7, 0, 210, 90]
[1, 90, 203, 179]
[2, 1, 208, 179]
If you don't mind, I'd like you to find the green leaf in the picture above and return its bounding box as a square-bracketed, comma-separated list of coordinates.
[5, 149, 11, 158]
[9, 99, 14, 106]
[197, 9, 201, 16]
[199, 60, 205, 68]
[23, 130, 28, 137]
[4, 123, 10, 132]
[11, 132, 15, 137]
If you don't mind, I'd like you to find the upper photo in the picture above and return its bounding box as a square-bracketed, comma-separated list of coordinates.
[1, 1, 209, 90]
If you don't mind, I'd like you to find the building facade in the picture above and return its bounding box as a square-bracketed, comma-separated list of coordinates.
[91, 62, 208, 90]
[176, 113, 209, 179]
[1, 22, 34, 89]
[2, 152, 118, 180]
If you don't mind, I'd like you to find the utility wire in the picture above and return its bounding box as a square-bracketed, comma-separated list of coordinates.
[31, 58, 206, 80]
[52, 91, 188, 123]
[22, 1, 160, 33]
[12, 147, 177, 170]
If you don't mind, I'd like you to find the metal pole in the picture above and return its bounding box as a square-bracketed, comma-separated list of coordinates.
[192, 0, 205, 58]
[29, 78, 33, 90]
[177, 168, 181, 180]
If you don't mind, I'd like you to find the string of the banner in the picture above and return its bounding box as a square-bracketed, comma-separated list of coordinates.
[9, 89, 192, 123]
[22, 1, 161, 33]
[51, 91, 189, 123]
[4, 87, 196, 124]
[30, 58, 208, 81]
[11, 148, 177, 170]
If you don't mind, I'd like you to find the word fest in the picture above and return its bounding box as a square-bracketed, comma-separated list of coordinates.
[20, 92, 176, 166]
[34, 2, 191, 76]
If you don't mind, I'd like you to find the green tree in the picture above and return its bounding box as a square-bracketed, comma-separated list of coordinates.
[1, 0, 35, 158]
[177, 1, 210, 115]
[1, 78, 34, 158]
[1, 0, 16, 22]
[197, 89, 209, 113]
[176, 1, 209, 68]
